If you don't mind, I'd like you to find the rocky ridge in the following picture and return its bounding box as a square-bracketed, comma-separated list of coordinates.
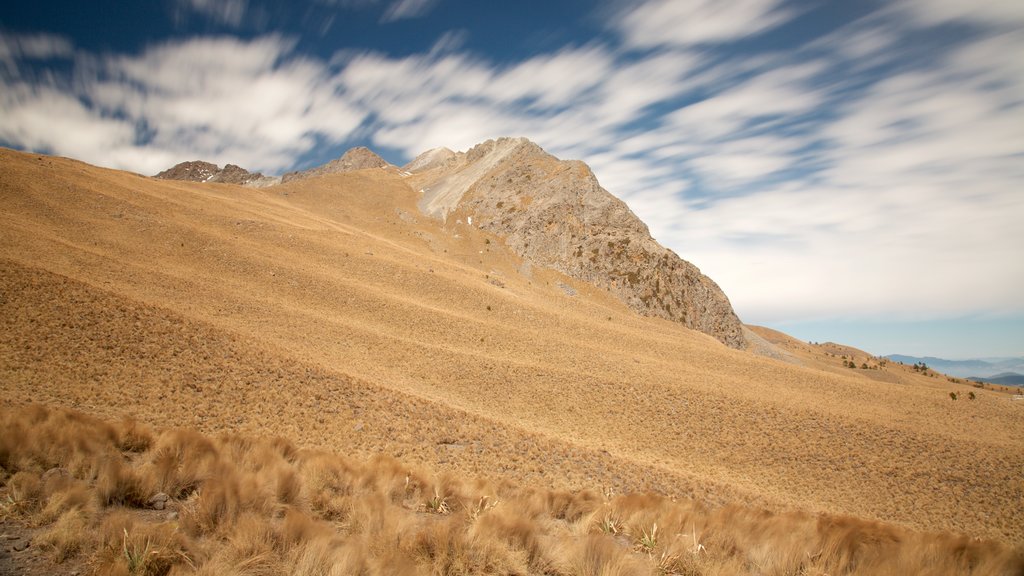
[407, 137, 746, 349]
[154, 161, 278, 187]
[281, 147, 394, 183]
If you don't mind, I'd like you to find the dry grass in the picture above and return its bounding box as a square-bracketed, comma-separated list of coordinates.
[1, 404, 1021, 575]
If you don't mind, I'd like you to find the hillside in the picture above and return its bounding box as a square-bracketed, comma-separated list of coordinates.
[1, 146, 1023, 564]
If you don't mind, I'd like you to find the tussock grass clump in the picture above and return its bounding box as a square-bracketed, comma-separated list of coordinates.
[36, 507, 92, 562]
[0, 403, 1021, 575]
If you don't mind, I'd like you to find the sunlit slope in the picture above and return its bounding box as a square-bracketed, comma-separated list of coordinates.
[1, 148, 1022, 543]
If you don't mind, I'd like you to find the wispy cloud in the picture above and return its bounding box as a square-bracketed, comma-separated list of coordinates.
[0, 33, 74, 77]
[613, 0, 793, 48]
[175, 0, 251, 27]
[380, 0, 439, 23]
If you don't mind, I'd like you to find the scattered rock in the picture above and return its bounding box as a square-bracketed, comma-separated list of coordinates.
[166, 511, 179, 521]
[13, 539, 29, 552]
[353, 422, 364, 432]
[41, 467, 70, 483]
[148, 492, 170, 510]
[557, 282, 577, 297]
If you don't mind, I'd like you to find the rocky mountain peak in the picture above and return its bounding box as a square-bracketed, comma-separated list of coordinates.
[154, 160, 219, 182]
[403, 147, 456, 173]
[411, 137, 746, 349]
[281, 146, 392, 184]
[154, 161, 273, 186]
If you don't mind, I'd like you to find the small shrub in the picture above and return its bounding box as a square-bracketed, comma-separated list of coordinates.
[636, 523, 658, 554]
[425, 488, 450, 515]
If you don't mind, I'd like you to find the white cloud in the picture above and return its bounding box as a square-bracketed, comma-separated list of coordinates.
[1, 33, 74, 61]
[336, 44, 685, 157]
[898, 0, 1024, 27]
[0, 33, 74, 77]
[0, 84, 139, 166]
[486, 45, 614, 109]
[380, 0, 438, 23]
[1, 35, 365, 174]
[614, 0, 793, 49]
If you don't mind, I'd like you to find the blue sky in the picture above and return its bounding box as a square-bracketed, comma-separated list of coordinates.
[2, 0, 1022, 359]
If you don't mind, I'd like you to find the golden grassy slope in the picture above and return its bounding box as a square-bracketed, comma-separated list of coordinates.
[1, 148, 1023, 548]
[3, 404, 1022, 576]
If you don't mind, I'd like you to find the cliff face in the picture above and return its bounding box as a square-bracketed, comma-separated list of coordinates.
[408, 137, 746, 349]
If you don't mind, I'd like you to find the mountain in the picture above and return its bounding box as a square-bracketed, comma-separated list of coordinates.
[149, 138, 744, 348]
[4, 146, 1024, 552]
[405, 137, 746, 349]
[154, 160, 277, 187]
[402, 146, 455, 172]
[887, 354, 1024, 378]
[969, 372, 1024, 386]
[281, 146, 393, 183]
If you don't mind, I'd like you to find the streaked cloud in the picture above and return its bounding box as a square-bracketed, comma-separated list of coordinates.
[614, 0, 793, 48]
[380, 0, 439, 23]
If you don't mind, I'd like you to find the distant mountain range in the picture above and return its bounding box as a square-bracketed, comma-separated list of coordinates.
[969, 372, 1024, 386]
[886, 354, 1024, 383]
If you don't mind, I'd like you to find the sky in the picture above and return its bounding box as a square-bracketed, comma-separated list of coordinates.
[1, 0, 1022, 359]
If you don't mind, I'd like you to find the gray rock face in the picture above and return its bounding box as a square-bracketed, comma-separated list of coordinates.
[153, 161, 278, 187]
[282, 147, 392, 183]
[413, 137, 746, 349]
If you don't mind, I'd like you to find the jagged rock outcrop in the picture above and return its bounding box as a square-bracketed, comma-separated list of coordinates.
[153, 161, 277, 187]
[282, 147, 392, 183]
[154, 161, 219, 182]
[409, 137, 746, 349]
